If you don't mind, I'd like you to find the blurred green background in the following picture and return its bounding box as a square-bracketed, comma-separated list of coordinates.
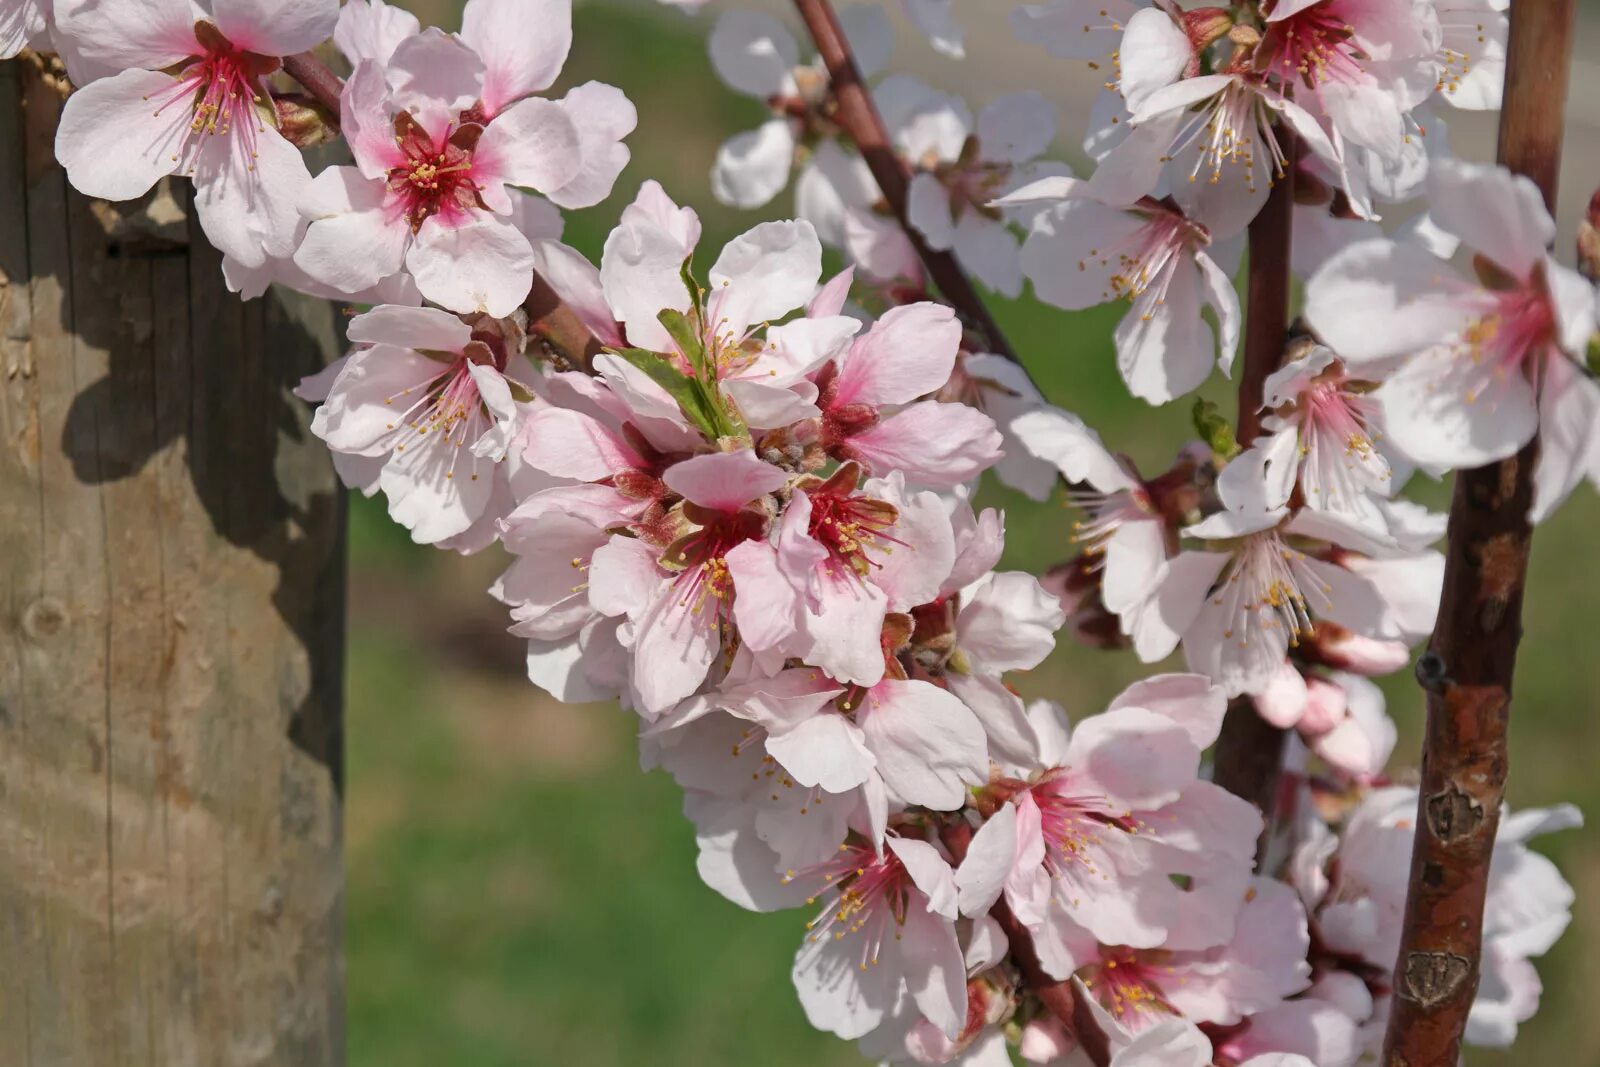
[345, 3, 1600, 1064]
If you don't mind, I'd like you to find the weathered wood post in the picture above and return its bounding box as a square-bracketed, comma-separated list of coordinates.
[0, 54, 345, 1066]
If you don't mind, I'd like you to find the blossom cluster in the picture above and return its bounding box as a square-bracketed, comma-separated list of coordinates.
[9, 0, 1593, 1063]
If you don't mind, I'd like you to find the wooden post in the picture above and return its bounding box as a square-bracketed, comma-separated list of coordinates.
[0, 55, 345, 1066]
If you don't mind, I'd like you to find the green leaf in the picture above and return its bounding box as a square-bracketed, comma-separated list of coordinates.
[610, 347, 723, 440]
[1192, 397, 1239, 459]
[1587, 333, 1600, 377]
[658, 308, 710, 379]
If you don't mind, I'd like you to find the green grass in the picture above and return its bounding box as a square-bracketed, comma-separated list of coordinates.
[344, 3, 1600, 1064]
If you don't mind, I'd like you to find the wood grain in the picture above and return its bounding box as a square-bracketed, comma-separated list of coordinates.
[0, 56, 345, 1067]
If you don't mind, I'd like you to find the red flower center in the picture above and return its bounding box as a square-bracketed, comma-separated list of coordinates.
[386, 112, 488, 232]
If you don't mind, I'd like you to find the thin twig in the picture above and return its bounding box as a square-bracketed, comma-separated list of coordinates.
[1380, 2, 1575, 1063]
[940, 821, 1112, 1067]
[791, 0, 1018, 364]
[277, 51, 604, 369]
[1210, 135, 1298, 837]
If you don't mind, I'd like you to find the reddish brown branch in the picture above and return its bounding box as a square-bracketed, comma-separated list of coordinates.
[941, 822, 1112, 1067]
[791, 0, 1018, 364]
[1210, 136, 1297, 832]
[1380, 2, 1575, 1063]
[278, 51, 604, 370]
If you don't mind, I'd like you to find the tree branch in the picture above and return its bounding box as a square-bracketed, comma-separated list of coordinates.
[277, 51, 604, 371]
[1210, 134, 1297, 835]
[791, 0, 1019, 365]
[1380, 2, 1575, 1063]
[940, 821, 1112, 1067]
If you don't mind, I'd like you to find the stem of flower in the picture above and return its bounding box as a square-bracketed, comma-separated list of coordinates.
[277, 50, 604, 372]
[1381, 3, 1575, 1063]
[939, 820, 1112, 1067]
[1210, 133, 1297, 841]
[790, 0, 1019, 365]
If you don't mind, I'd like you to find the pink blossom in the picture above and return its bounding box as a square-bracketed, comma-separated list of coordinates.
[53, 0, 338, 268]
[2, 0, 47, 60]
[1306, 160, 1600, 521]
[308, 304, 530, 544]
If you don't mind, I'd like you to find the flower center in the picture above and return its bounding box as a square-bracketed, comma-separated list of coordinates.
[385, 112, 488, 232]
[785, 843, 912, 969]
[807, 486, 904, 581]
[145, 22, 274, 172]
[380, 357, 488, 482]
[1262, 7, 1368, 91]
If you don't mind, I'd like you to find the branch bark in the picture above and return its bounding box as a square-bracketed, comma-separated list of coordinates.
[1210, 135, 1297, 832]
[1381, 2, 1575, 1063]
[791, 0, 1019, 364]
[278, 51, 604, 371]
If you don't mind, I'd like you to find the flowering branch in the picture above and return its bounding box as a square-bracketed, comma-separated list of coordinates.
[1210, 134, 1298, 833]
[1381, 2, 1578, 1062]
[790, 0, 1018, 364]
[278, 49, 604, 371]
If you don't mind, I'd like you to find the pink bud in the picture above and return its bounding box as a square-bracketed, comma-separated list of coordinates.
[1298, 676, 1349, 736]
[1302, 623, 1411, 675]
[1019, 1017, 1074, 1063]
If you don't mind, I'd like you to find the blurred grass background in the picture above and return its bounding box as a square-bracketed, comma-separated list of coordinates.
[345, 3, 1600, 1064]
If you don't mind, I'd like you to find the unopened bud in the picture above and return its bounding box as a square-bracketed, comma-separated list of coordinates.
[1192, 397, 1239, 460]
[273, 92, 338, 148]
[1298, 676, 1349, 736]
[1182, 7, 1235, 52]
[1227, 23, 1261, 49]
[1019, 1017, 1074, 1063]
[1578, 187, 1600, 283]
[1300, 623, 1411, 675]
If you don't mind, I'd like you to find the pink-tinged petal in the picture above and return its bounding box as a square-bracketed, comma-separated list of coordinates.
[1119, 8, 1192, 111]
[476, 96, 583, 197]
[189, 127, 309, 267]
[708, 9, 800, 98]
[663, 451, 788, 512]
[1114, 1021, 1215, 1067]
[1531, 358, 1600, 523]
[1020, 198, 1147, 310]
[765, 713, 875, 794]
[809, 266, 855, 318]
[294, 356, 347, 403]
[334, 0, 418, 65]
[861, 478, 955, 610]
[1310, 674, 1396, 777]
[835, 302, 963, 407]
[524, 628, 611, 704]
[1427, 159, 1554, 281]
[54, 0, 202, 73]
[1130, 550, 1228, 662]
[1009, 406, 1136, 494]
[1065, 705, 1199, 810]
[792, 918, 898, 1038]
[1216, 427, 1300, 515]
[1107, 673, 1228, 749]
[955, 802, 1019, 917]
[908, 170, 956, 250]
[798, 581, 889, 689]
[1115, 258, 1217, 403]
[889, 837, 960, 920]
[946, 671, 1039, 769]
[1374, 345, 1538, 467]
[2, 0, 46, 62]
[311, 344, 443, 454]
[466, 363, 519, 461]
[1102, 518, 1168, 616]
[212, 0, 338, 57]
[898, 903, 968, 1041]
[691, 802, 811, 913]
[338, 60, 402, 178]
[724, 540, 801, 653]
[844, 402, 1003, 489]
[858, 679, 987, 810]
[1195, 250, 1241, 375]
[407, 215, 534, 317]
[462, 0, 571, 115]
[977, 91, 1056, 163]
[1184, 591, 1291, 698]
[631, 581, 720, 716]
[544, 81, 636, 210]
[1303, 239, 1478, 363]
[386, 29, 486, 137]
[294, 167, 410, 294]
[957, 572, 1063, 673]
[1006, 789, 1051, 923]
[528, 238, 624, 347]
[586, 535, 661, 622]
[348, 304, 471, 352]
[708, 219, 822, 339]
[1548, 259, 1597, 359]
[1254, 661, 1309, 729]
[946, 502, 1005, 594]
[722, 380, 819, 430]
[520, 406, 643, 481]
[379, 433, 496, 544]
[954, 214, 1023, 297]
[600, 182, 700, 352]
[55, 69, 187, 201]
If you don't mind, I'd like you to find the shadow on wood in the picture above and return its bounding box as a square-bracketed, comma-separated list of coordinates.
[0, 54, 346, 1066]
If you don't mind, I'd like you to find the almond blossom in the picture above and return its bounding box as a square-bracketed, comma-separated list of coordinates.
[306, 304, 530, 544]
[1305, 159, 1600, 521]
[53, 0, 338, 267]
[1011, 181, 1241, 403]
[705, 6, 891, 209]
